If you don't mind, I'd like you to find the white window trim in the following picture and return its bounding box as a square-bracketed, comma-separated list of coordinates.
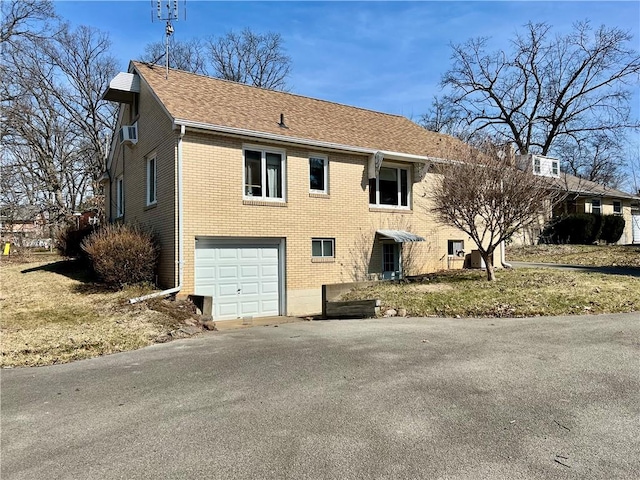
[551, 160, 559, 176]
[312, 238, 335, 258]
[242, 144, 287, 202]
[533, 157, 541, 175]
[146, 154, 157, 206]
[309, 154, 329, 194]
[369, 163, 411, 210]
[448, 240, 465, 257]
[116, 175, 124, 218]
[592, 198, 602, 214]
[613, 201, 622, 214]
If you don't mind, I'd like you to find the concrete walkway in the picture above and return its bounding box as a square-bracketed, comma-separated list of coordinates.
[510, 261, 640, 277]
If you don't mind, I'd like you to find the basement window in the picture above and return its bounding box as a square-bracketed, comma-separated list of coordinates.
[312, 238, 334, 258]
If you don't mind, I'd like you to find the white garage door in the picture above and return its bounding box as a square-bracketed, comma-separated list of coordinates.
[633, 215, 640, 244]
[195, 240, 281, 320]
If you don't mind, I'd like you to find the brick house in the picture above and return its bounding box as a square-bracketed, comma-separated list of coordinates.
[511, 154, 640, 245]
[102, 62, 503, 319]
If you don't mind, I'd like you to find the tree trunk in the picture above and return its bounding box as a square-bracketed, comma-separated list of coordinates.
[482, 251, 496, 281]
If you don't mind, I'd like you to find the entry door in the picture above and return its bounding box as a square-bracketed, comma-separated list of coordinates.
[195, 241, 280, 320]
[382, 243, 400, 279]
[633, 215, 640, 244]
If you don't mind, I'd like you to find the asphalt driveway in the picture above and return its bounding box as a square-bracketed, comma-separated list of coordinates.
[2, 313, 639, 479]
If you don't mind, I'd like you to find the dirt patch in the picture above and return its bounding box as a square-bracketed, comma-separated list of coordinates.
[1, 258, 211, 367]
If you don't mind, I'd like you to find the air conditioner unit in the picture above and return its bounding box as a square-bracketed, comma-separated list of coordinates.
[119, 123, 138, 145]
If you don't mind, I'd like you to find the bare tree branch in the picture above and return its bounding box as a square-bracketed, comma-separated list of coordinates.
[427, 143, 562, 281]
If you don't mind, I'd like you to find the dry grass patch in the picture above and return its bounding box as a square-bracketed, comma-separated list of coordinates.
[507, 244, 640, 268]
[1, 258, 192, 368]
[341, 269, 640, 318]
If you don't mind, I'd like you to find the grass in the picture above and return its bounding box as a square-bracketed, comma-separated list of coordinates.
[1, 257, 192, 368]
[341, 269, 640, 318]
[507, 244, 640, 268]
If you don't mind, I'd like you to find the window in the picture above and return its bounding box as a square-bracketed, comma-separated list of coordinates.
[533, 157, 541, 174]
[146, 155, 157, 206]
[613, 201, 622, 214]
[244, 148, 285, 200]
[369, 166, 410, 208]
[312, 238, 334, 258]
[448, 240, 465, 257]
[552, 161, 559, 176]
[309, 155, 328, 194]
[592, 198, 602, 215]
[116, 175, 124, 218]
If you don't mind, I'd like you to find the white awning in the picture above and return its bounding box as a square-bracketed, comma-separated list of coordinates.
[376, 229, 425, 243]
[102, 72, 140, 103]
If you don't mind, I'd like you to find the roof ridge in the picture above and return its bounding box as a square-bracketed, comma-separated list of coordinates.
[131, 60, 410, 121]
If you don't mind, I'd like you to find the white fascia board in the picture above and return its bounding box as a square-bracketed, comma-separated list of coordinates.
[173, 118, 452, 164]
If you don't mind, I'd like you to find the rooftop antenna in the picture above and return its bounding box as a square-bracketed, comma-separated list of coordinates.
[151, 1, 185, 79]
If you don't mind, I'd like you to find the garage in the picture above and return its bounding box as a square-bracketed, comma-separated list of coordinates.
[194, 238, 284, 320]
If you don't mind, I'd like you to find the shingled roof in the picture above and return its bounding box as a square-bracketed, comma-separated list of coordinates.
[551, 173, 640, 200]
[131, 61, 473, 161]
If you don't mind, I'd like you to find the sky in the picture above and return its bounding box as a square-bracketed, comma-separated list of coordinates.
[53, 0, 640, 187]
[54, 0, 640, 117]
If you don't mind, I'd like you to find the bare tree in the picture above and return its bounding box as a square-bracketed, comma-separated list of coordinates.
[426, 21, 640, 185]
[554, 133, 625, 188]
[428, 144, 560, 281]
[2, 20, 117, 227]
[140, 37, 208, 74]
[0, 0, 56, 44]
[206, 29, 291, 90]
[139, 29, 292, 90]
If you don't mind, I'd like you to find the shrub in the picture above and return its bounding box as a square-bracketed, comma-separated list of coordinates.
[82, 223, 159, 288]
[56, 224, 96, 259]
[600, 215, 625, 244]
[541, 213, 603, 244]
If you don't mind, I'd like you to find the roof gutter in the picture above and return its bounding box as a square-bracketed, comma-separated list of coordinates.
[173, 119, 452, 165]
[129, 124, 186, 304]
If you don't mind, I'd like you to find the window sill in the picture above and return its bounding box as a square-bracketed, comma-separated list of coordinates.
[144, 202, 157, 211]
[309, 192, 330, 199]
[311, 257, 335, 263]
[369, 206, 412, 213]
[243, 199, 288, 207]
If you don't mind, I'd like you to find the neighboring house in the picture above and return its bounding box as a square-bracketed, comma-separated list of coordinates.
[0, 206, 49, 247]
[512, 154, 640, 245]
[102, 61, 503, 319]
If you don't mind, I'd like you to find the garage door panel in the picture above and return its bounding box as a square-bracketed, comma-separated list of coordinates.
[261, 281, 279, 294]
[240, 282, 259, 295]
[218, 283, 239, 296]
[240, 248, 259, 259]
[261, 300, 279, 314]
[240, 265, 259, 278]
[218, 303, 239, 317]
[218, 266, 239, 279]
[218, 248, 239, 260]
[195, 241, 281, 320]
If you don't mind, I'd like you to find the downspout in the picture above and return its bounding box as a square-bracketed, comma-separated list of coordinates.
[130, 124, 186, 303]
[500, 240, 512, 269]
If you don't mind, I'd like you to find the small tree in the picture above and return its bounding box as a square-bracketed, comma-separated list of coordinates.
[429, 144, 560, 281]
